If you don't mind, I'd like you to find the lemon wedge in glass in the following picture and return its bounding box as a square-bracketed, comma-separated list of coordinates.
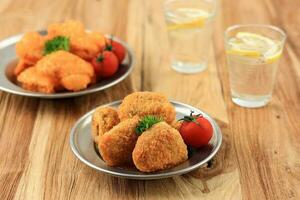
[226, 32, 282, 63]
[167, 17, 206, 31]
[166, 8, 211, 31]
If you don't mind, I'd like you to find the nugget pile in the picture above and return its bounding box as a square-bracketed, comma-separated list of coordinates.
[92, 91, 188, 172]
[14, 20, 106, 93]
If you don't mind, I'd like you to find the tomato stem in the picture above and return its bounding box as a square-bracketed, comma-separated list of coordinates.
[104, 35, 114, 51]
[111, 35, 114, 46]
[96, 54, 104, 62]
[178, 110, 202, 126]
[190, 110, 194, 117]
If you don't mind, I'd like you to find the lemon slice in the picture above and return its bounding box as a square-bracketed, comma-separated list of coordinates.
[167, 17, 205, 31]
[227, 32, 282, 63]
[226, 49, 261, 57]
[265, 50, 282, 63]
[236, 32, 274, 46]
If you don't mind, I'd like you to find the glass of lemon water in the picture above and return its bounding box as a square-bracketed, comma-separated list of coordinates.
[164, 0, 217, 73]
[225, 25, 286, 108]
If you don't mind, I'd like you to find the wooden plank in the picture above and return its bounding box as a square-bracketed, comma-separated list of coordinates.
[0, 94, 39, 200]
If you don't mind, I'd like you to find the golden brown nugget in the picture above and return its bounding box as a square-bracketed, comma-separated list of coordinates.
[47, 20, 105, 61]
[36, 51, 94, 79]
[70, 36, 99, 60]
[92, 107, 120, 143]
[17, 50, 95, 93]
[88, 32, 106, 50]
[98, 117, 140, 167]
[17, 67, 56, 93]
[118, 91, 176, 123]
[132, 122, 188, 172]
[16, 32, 45, 66]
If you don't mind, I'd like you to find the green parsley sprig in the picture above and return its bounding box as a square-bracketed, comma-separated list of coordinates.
[44, 36, 70, 55]
[135, 115, 163, 135]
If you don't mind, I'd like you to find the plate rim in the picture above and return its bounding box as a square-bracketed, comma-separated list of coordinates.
[69, 100, 223, 180]
[0, 32, 135, 99]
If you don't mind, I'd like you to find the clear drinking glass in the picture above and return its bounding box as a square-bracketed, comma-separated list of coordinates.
[164, 0, 217, 73]
[224, 24, 286, 108]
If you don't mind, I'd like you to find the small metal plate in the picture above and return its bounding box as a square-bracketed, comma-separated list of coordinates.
[0, 31, 134, 98]
[70, 100, 222, 180]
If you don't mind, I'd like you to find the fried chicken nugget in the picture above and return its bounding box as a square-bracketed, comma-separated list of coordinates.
[47, 20, 105, 60]
[98, 116, 139, 167]
[118, 91, 176, 123]
[88, 32, 106, 51]
[17, 67, 56, 93]
[92, 107, 120, 143]
[70, 35, 99, 61]
[17, 51, 95, 93]
[15, 32, 45, 66]
[70, 32, 106, 60]
[132, 122, 188, 172]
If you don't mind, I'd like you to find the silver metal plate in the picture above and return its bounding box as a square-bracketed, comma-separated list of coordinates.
[70, 100, 222, 180]
[0, 31, 134, 98]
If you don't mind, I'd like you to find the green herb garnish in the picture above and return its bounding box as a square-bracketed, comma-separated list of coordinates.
[44, 36, 70, 55]
[135, 115, 163, 135]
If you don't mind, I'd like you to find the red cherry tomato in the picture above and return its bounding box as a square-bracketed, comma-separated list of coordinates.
[91, 58, 102, 75]
[179, 112, 213, 148]
[105, 38, 126, 63]
[91, 51, 119, 78]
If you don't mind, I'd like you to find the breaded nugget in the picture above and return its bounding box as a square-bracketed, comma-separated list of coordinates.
[118, 91, 176, 123]
[71, 32, 106, 60]
[132, 122, 188, 172]
[15, 32, 45, 66]
[98, 116, 139, 167]
[17, 51, 95, 93]
[47, 20, 105, 60]
[37, 50, 94, 77]
[88, 32, 106, 50]
[92, 107, 120, 143]
[61, 74, 92, 91]
[70, 35, 99, 60]
[17, 67, 56, 93]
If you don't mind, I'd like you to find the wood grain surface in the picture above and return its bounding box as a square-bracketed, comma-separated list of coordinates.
[0, 0, 299, 199]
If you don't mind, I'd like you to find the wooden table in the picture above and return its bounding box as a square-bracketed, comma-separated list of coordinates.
[0, 0, 299, 199]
